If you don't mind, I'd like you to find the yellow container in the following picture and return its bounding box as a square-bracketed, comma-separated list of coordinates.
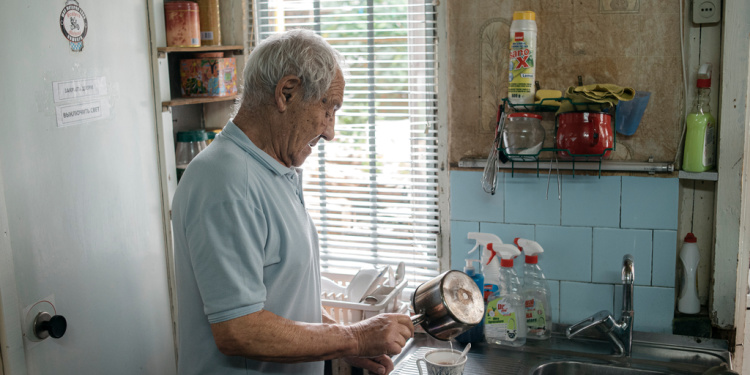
[197, 0, 221, 46]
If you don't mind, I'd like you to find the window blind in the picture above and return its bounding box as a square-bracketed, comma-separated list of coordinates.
[254, 0, 440, 287]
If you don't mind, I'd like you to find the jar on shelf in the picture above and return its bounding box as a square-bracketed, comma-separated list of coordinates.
[165, 1, 201, 47]
[205, 129, 221, 145]
[502, 113, 544, 161]
[176, 130, 207, 182]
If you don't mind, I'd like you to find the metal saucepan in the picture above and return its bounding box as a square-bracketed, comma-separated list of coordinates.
[411, 270, 484, 341]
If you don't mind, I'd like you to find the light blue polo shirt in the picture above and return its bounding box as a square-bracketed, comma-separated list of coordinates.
[172, 120, 323, 375]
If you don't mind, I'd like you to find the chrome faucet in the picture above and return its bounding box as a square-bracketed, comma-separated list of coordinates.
[566, 254, 635, 357]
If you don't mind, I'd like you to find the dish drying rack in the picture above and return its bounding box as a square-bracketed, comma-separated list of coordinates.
[499, 97, 617, 177]
[321, 272, 409, 325]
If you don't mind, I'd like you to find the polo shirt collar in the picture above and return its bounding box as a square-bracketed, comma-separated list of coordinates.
[221, 120, 298, 177]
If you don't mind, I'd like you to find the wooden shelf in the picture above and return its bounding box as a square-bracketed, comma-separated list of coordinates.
[162, 95, 238, 110]
[678, 170, 718, 181]
[157, 45, 244, 53]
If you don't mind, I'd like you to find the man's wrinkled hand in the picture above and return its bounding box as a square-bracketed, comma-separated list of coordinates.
[349, 313, 414, 357]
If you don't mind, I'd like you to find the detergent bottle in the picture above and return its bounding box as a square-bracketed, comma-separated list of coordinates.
[508, 11, 538, 104]
[683, 63, 716, 172]
[515, 238, 552, 340]
[483, 242, 527, 347]
[678, 233, 700, 314]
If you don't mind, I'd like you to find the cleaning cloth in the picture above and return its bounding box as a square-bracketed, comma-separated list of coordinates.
[557, 84, 635, 114]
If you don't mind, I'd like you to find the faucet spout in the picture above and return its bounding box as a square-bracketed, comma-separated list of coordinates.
[619, 254, 635, 356]
[565, 255, 635, 357]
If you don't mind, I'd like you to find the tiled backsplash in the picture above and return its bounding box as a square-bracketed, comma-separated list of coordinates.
[450, 170, 678, 333]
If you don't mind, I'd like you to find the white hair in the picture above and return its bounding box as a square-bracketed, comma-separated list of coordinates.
[240, 29, 344, 109]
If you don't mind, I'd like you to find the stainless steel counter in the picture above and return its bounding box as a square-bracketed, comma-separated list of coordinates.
[391, 326, 735, 375]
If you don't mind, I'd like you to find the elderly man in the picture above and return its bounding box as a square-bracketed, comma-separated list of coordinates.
[171, 29, 414, 375]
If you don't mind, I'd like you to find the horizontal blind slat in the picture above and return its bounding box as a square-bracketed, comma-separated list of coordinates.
[257, 0, 438, 291]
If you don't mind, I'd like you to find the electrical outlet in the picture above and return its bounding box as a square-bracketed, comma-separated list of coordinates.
[692, 0, 721, 24]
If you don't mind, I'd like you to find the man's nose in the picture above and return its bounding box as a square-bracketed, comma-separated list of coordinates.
[321, 118, 335, 142]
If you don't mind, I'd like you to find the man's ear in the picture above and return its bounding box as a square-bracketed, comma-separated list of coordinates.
[275, 75, 302, 112]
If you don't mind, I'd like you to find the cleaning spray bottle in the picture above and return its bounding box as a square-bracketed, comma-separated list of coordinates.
[467, 232, 504, 302]
[683, 63, 716, 172]
[483, 242, 527, 347]
[515, 238, 552, 340]
[457, 232, 502, 344]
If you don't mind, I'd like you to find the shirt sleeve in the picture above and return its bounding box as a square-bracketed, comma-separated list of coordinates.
[184, 199, 271, 324]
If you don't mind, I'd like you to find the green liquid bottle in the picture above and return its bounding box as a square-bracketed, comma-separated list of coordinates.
[682, 64, 716, 172]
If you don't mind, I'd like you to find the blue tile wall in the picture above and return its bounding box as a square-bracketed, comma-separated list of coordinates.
[504, 173, 561, 225]
[450, 170, 504, 222]
[560, 282, 614, 324]
[652, 231, 677, 287]
[621, 177, 679, 230]
[536, 226, 592, 282]
[615, 285, 675, 333]
[549, 280, 560, 324]
[449, 170, 680, 334]
[592, 228, 653, 285]
[561, 175, 621, 228]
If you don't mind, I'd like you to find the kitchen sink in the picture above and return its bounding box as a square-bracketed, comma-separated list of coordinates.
[391, 324, 736, 375]
[530, 361, 667, 375]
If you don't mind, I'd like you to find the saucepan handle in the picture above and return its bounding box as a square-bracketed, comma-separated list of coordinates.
[411, 313, 426, 326]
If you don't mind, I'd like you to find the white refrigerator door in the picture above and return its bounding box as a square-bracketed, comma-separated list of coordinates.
[0, 1, 176, 374]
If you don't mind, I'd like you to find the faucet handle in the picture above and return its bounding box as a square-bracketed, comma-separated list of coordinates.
[566, 310, 613, 339]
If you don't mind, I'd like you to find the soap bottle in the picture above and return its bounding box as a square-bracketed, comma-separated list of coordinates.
[515, 238, 552, 340]
[678, 233, 700, 314]
[484, 242, 527, 347]
[682, 63, 716, 172]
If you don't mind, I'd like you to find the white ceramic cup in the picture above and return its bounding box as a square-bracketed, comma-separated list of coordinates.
[416, 349, 467, 375]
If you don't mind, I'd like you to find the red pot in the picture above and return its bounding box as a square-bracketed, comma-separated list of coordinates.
[556, 112, 613, 159]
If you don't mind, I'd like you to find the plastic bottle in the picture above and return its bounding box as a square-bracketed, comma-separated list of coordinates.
[678, 233, 700, 314]
[457, 233, 499, 344]
[176, 130, 208, 182]
[515, 238, 552, 340]
[463, 259, 485, 298]
[508, 11, 537, 104]
[682, 63, 716, 172]
[455, 258, 485, 344]
[467, 232, 504, 302]
[483, 242, 527, 347]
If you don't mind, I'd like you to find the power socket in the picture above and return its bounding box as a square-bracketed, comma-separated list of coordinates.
[692, 0, 721, 24]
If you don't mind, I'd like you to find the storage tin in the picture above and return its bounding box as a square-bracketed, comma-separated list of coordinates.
[165, 1, 200, 47]
[179, 56, 237, 97]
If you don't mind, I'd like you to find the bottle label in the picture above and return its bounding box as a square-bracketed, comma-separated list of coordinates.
[483, 283, 498, 302]
[525, 297, 547, 334]
[508, 30, 536, 102]
[485, 297, 519, 341]
[703, 122, 715, 167]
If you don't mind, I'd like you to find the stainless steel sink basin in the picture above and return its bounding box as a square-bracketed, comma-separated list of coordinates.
[530, 361, 667, 375]
[391, 324, 736, 375]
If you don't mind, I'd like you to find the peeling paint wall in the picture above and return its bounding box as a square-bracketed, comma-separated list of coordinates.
[446, 0, 685, 166]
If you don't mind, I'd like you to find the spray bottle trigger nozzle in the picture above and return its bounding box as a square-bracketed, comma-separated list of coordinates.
[467, 243, 479, 254]
[485, 243, 498, 265]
